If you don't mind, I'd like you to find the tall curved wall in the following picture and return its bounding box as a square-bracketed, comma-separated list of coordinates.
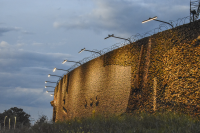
[51, 20, 200, 121]
[52, 56, 131, 121]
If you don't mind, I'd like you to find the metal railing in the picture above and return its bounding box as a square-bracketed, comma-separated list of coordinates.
[56, 16, 193, 84]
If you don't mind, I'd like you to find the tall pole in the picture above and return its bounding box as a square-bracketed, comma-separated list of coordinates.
[14, 117, 16, 130]
[9, 118, 10, 130]
[4, 116, 7, 131]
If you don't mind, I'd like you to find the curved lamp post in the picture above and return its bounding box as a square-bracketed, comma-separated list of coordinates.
[62, 60, 81, 65]
[53, 67, 69, 72]
[45, 81, 57, 84]
[45, 86, 55, 88]
[46, 91, 54, 93]
[48, 74, 62, 78]
[104, 34, 132, 43]
[78, 48, 101, 55]
[4, 116, 7, 130]
[142, 16, 174, 28]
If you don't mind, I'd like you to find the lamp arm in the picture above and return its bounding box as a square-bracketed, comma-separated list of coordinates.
[113, 36, 132, 43]
[153, 19, 174, 28]
[84, 50, 101, 55]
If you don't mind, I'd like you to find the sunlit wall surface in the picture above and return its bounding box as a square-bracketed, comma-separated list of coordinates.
[51, 19, 200, 121]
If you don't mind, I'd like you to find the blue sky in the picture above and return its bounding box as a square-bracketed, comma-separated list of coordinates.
[0, 0, 190, 125]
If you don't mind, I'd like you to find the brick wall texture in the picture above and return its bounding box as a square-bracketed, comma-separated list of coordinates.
[51, 19, 200, 121]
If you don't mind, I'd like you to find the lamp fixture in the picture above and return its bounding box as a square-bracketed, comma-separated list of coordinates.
[142, 16, 158, 23]
[142, 16, 173, 28]
[48, 74, 62, 78]
[53, 67, 69, 72]
[62, 60, 81, 65]
[45, 81, 57, 83]
[45, 86, 55, 88]
[78, 48, 86, 54]
[46, 91, 54, 93]
[78, 48, 101, 55]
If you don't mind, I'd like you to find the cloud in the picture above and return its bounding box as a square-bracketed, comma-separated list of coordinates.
[0, 45, 72, 89]
[53, 0, 189, 37]
[53, 0, 152, 34]
[0, 27, 20, 36]
[0, 41, 10, 47]
[21, 30, 34, 35]
[0, 26, 34, 36]
[0, 86, 52, 108]
[32, 42, 43, 46]
[13, 87, 43, 94]
[16, 43, 25, 47]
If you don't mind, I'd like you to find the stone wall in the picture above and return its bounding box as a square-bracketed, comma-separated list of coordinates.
[51, 19, 200, 121]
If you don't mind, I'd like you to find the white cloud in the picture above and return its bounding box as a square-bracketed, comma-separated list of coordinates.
[13, 87, 43, 94]
[32, 42, 43, 46]
[0, 41, 10, 47]
[16, 43, 25, 47]
[21, 30, 34, 35]
[52, 0, 189, 37]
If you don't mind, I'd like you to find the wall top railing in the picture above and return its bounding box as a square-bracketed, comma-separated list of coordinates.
[56, 16, 194, 84]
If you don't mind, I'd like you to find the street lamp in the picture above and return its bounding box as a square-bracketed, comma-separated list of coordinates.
[45, 86, 55, 88]
[142, 16, 174, 28]
[104, 34, 132, 43]
[45, 81, 57, 83]
[4, 116, 7, 130]
[53, 67, 69, 72]
[46, 91, 54, 93]
[48, 74, 62, 78]
[62, 60, 81, 65]
[78, 48, 101, 55]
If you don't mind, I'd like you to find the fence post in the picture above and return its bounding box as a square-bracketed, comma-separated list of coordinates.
[153, 77, 157, 111]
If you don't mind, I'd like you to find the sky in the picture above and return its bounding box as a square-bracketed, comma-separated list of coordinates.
[0, 0, 190, 125]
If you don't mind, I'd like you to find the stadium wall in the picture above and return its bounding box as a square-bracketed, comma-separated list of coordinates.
[51, 19, 200, 121]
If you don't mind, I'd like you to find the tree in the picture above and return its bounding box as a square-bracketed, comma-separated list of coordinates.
[35, 114, 48, 125]
[0, 107, 31, 129]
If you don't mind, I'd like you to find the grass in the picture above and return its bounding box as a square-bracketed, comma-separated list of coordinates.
[1, 111, 200, 133]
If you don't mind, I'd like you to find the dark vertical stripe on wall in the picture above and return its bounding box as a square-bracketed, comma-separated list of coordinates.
[134, 44, 144, 89]
[142, 38, 151, 89]
[66, 74, 70, 93]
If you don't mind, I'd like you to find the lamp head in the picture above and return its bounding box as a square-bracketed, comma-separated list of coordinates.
[62, 60, 67, 64]
[53, 67, 57, 72]
[48, 74, 50, 77]
[46, 91, 48, 93]
[45, 86, 47, 88]
[78, 48, 85, 53]
[142, 16, 157, 23]
[50, 94, 54, 96]
[108, 34, 114, 37]
[45, 81, 47, 83]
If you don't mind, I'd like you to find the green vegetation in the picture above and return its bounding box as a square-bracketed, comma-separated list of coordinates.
[1, 111, 200, 133]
